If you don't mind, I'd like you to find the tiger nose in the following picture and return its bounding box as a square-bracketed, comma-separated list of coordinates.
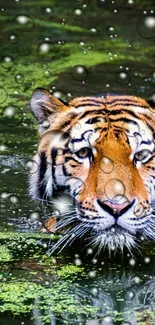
[97, 199, 134, 217]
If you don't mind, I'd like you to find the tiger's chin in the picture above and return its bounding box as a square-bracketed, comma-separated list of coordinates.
[93, 226, 136, 253]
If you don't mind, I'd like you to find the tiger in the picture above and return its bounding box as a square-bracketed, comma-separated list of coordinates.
[29, 88, 155, 252]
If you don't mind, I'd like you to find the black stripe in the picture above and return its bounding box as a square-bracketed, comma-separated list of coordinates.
[38, 152, 47, 198]
[109, 102, 148, 109]
[75, 103, 102, 108]
[51, 148, 57, 186]
[62, 164, 71, 176]
[75, 97, 147, 107]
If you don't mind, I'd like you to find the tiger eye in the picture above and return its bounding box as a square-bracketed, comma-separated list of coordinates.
[76, 147, 91, 158]
[135, 149, 151, 161]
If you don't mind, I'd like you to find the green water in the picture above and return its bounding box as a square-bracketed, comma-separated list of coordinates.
[1, 0, 155, 324]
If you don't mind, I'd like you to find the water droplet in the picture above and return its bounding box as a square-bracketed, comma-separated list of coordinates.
[1, 56, 14, 69]
[107, 26, 116, 35]
[37, 41, 56, 61]
[133, 203, 145, 217]
[25, 159, 39, 174]
[87, 248, 93, 254]
[100, 156, 114, 174]
[88, 270, 96, 277]
[0, 87, 8, 104]
[102, 315, 114, 324]
[89, 27, 99, 36]
[42, 63, 48, 69]
[144, 256, 150, 263]
[122, 120, 140, 137]
[15, 73, 24, 84]
[74, 258, 82, 265]
[0, 144, 7, 152]
[65, 177, 85, 195]
[104, 179, 125, 202]
[72, 65, 88, 82]
[137, 15, 155, 39]
[43, 7, 53, 18]
[2, 105, 23, 127]
[9, 195, 19, 204]
[29, 211, 40, 221]
[73, 8, 84, 20]
[9, 34, 19, 44]
[129, 258, 136, 266]
[126, 290, 135, 300]
[79, 41, 86, 50]
[134, 276, 141, 283]
[116, 71, 131, 85]
[13, 15, 34, 32]
[41, 120, 50, 129]
[52, 89, 67, 101]
[44, 70, 50, 78]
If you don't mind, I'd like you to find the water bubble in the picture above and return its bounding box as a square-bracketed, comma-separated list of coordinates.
[13, 15, 34, 32]
[72, 122, 81, 130]
[116, 71, 131, 85]
[121, 323, 132, 325]
[43, 7, 53, 18]
[104, 179, 125, 202]
[72, 65, 88, 82]
[2, 105, 23, 127]
[91, 287, 98, 295]
[134, 276, 141, 283]
[102, 316, 114, 324]
[37, 41, 56, 61]
[0, 144, 7, 152]
[1, 56, 14, 69]
[15, 73, 24, 84]
[1, 192, 10, 199]
[74, 258, 82, 265]
[89, 28, 99, 36]
[147, 71, 155, 87]
[9, 195, 19, 204]
[44, 70, 50, 78]
[0, 87, 8, 104]
[137, 16, 155, 39]
[88, 270, 96, 277]
[42, 63, 48, 69]
[87, 248, 93, 254]
[129, 258, 136, 266]
[29, 211, 40, 221]
[144, 256, 150, 264]
[107, 26, 117, 36]
[52, 89, 68, 102]
[79, 41, 87, 50]
[133, 204, 145, 217]
[25, 159, 39, 174]
[65, 177, 85, 195]
[9, 34, 19, 44]
[122, 120, 140, 137]
[126, 290, 135, 300]
[100, 156, 114, 174]
[73, 8, 84, 20]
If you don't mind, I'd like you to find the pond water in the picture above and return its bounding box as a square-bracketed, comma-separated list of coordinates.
[1, 0, 155, 324]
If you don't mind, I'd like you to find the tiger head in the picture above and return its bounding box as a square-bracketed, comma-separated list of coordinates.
[29, 88, 155, 252]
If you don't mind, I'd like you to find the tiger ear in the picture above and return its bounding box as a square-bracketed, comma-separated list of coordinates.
[30, 88, 68, 124]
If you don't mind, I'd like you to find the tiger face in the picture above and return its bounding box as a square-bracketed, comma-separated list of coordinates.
[29, 88, 155, 252]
